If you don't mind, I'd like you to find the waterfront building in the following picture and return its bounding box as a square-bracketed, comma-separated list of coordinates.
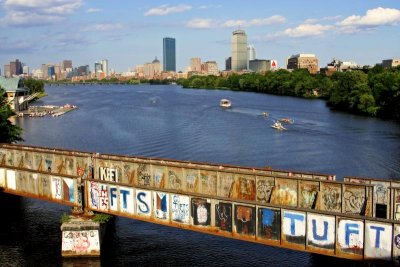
[225, 57, 231, 71]
[22, 65, 29, 75]
[101, 59, 109, 77]
[249, 59, 278, 72]
[287, 54, 319, 74]
[201, 61, 219, 76]
[190, 58, 201, 72]
[3, 64, 11, 77]
[247, 45, 256, 70]
[62, 60, 72, 71]
[0, 76, 29, 111]
[47, 65, 55, 79]
[231, 29, 248, 71]
[382, 58, 400, 68]
[163, 37, 176, 72]
[144, 57, 161, 79]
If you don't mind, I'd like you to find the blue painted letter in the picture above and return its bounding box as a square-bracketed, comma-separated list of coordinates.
[284, 213, 304, 235]
[370, 225, 385, 248]
[120, 189, 130, 209]
[312, 219, 328, 241]
[137, 192, 149, 213]
[345, 223, 359, 246]
[110, 187, 117, 207]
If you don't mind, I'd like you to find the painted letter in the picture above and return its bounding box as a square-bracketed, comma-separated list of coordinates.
[120, 189, 130, 209]
[312, 219, 328, 241]
[137, 192, 150, 213]
[110, 187, 117, 206]
[370, 225, 385, 248]
[284, 213, 304, 235]
[345, 223, 359, 246]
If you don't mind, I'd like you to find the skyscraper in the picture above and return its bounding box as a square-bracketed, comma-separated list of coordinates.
[231, 30, 248, 71]
[101, 59, 108, 76]
[163, 37, 176, 72]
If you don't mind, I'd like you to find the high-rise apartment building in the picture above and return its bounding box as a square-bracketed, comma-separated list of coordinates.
[163, 37, 176, 72]
[287, 54, 319, 74]
[190, 58, 201, 72]
[231, 29, 248, 71]
[9, 59, 23, 76]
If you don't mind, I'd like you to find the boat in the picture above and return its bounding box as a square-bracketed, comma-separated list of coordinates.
[220, 99, 232, 108]
[279, 118, 294, 124]
[271, 121, 287, 131]
[262, 112, 269, 117]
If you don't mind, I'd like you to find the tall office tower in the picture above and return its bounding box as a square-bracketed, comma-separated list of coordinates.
[10, 59, 23, 76]
[231, 29, 248, 71]
[163, 37, 176, 71]
[94, 62, 102, 75]
[190, 57, 201, 72]
[101, 59, 109, 76]
[247, 45, 256, 60]
[62, 60, 72, 71]
[225, 57, 231, 71]
[4, 64, 10, 77]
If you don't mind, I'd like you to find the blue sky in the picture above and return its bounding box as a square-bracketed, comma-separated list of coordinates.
[0, 0, 399, 72]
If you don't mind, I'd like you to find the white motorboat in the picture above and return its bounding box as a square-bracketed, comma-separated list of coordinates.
[271, 121, 287, 131]
[220, 99, 232, 108]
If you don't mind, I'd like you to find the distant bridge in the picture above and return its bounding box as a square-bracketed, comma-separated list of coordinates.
[1, 143, 400, 262]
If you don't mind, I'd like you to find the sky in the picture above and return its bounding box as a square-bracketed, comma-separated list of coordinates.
[0, 0, 399, 72]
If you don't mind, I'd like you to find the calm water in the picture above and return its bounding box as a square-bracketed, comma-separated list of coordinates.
[1, 84, 400, 266]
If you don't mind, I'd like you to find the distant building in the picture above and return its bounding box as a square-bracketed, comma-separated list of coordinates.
[382, 58, 400, 68]
[190, 58, 201, 72]
[9, 59, 23, 76]
[249, 59, 278, 72]
[101, 59, 109, 77]
[62, 60, 73, 71]
[247, 45, 256, 69]
[3, 64, 11, 77]
[225, 57, 231, 71]
[163, 37, 176, 72]
[201, 61, 219, 76]
[0, 76, 29, 111]
[287, 54, 319, 74]
[47, 65, 55, 79]
[22, 65, 29, 75]
[144, 57, 161, 79]
[231, 29, 248, 71]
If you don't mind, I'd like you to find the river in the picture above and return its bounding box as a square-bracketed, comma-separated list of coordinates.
[1, 84, 400, 266]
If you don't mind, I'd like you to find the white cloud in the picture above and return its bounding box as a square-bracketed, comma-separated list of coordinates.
[87, 8, 102, 13]
[269, 23, 333, 38]
[144, 4, 192, 16]
[186, 18, 215, 29]
[338, 7, 400, 27]
[303, 15, 342, 24]
[199, 4, 222, 10]
[1, 0, 83, 26]
[223, 15, 286, 27]
[83, 23, 125, 32]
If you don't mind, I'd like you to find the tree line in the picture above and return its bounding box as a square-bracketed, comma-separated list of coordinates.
[176, 66, 400, 120]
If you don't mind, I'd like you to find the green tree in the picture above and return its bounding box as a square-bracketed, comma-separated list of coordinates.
[0, 87, 23, 143]
[24, 78, 45, 93]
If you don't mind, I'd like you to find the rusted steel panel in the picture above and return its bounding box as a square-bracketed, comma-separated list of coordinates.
[215, 201, 233, 232]
[306, 213, 335, 255]
[342, 184, 366, 215]
[234, 204, 256, 238]
[393, 187, 400, 220]
[167, 167, 184, 191]
[136, 163, 151, 187]
[217, 171, 235, 198]
[371, 181, 391, 219]
[364, 221, 392, 260]
[392, 224, 400, 261]
[183, 169, 198, 194]
[270, 178, 297, 207]
[39, 174, 52, 198]
[229, 174, 256, 201]
[191, 198, 211, 227]
[281, 209, 306, 249]
[152, 165, 166, 189]
[319, 182, 342, 213]
[299, 181, 319, 209]
[27, 173, 40, 195]
[258, 207, 281, 242]
[256, 176, 274, 204]
[153, 191, 170, 221]
[336, 217, 364, 259]
[198, 170, 217, 196]
[171, 194, 190, 224]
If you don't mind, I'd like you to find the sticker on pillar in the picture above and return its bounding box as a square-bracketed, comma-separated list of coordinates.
[108, 185, 119, 212]
[6, 169, 16, 190]
[191, 198, 211, 226]
[365, 221, 392, 259]
[153, 192, 169, 220]
[306, 213, 335, 251]
[52, 177, 62, 200]
[282, 210, 306, 246]
[337, 219, 364, 255]
[119, 186, 134, 214]
[215, 202, 232, 232]
[99, 183, 109, 211]
[63, 178, 75, 203]
[171, 194, 190, 224]
[89, 181, 100, 209]
[136, 190, 152, 216]
[258, 208, 281, 241]
[235, 205, 256, 236]
[0, 168, 5, 187]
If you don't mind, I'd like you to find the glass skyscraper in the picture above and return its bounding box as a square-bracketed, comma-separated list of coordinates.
[163, 37, 176, 72]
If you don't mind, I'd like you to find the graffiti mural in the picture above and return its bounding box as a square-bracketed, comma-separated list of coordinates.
[62, 230, 100, 255]
[153, 166, 166, 189]
[119, 186, 134, 214]
[168, 168, 183, 191]
[364, 221, 392, 259]
[306, 213, 335, 251]
[153, 192, 169, 220]
[191, 198, 211, 226]
[299, 181, 318, 209]
[51, 177, 62, 200]
[63, 178, 75, 203]
[171, 194, 190, 224]
[185, 169, 198, 193]
[337, 218, 364, 255]
[99, 166, 118, 182]
[258, 208, 280, 240]
[136, 190, 152, 216]
[229, 175, 256, 201]
[343, 186, 365, 214]
[199, 171, 217, 196]
[235, 205, 255, 236]
[89, 181, 100, 209]
[137, 164, 151, 187]
[215, 202, 232, 232]
[218, 172, 235, 198]
[99, 184, 109, 211]
[270, 179, 297, 206]
[108, 185, 119, 212]
[282, 210, 306, 246]
[320, 183, 341, 212]
[122, 163, 135, 185]
[256, 177, 274, 203]
[40, 175, 52, 197]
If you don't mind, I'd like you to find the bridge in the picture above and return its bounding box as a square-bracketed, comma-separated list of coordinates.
[1, 143, 400, 263]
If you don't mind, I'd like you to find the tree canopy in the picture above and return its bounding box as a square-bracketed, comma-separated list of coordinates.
[0, 86, 23, 143]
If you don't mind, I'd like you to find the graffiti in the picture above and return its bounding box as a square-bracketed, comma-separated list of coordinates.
[52, 177, 62, 199]
[282, 210, 306, 245]
[299, 183, 318, 209]
[63, 178, 75, 202]
[215, 202, 232, 232]
[191, 198, 211, 226]
[395, 234, 400, 249]
[321, 186, 341, 212]
[218, 173, 235, 198]
[258, 208, 280, 240]
[154, 192, 169, 220]
[337, 219, 364, 254]
[306, 214, 335, 250]
[229, 176, 255, 201]
[123, 164, 135, 185]
[256, 179, 274, 203]
[374, 184, 388, 204]
[153, 168, 165, 188]
[62, 230, 100, 254]
[185, 170, 198, 192]
[168, 169, 182, 190]
[270, 185, 297, 206]
[171, 195, 189, 223]
[235, 205, 255, 235]
[200, 171, 217, 195]
[137, 190, 152, 216]
[74, 232, 90, 251]
[365, 222, 392, 259]
[137, 164, 151, 187]
[90, 182, 100, 209]
[119, 187, 134, 214]
[343, 190, 365, 214]
[99, 184, 109, 210]
[99, 167, 118, 182]
[45, 158, 53, 172]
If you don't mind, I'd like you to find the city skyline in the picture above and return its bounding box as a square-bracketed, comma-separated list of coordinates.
[0, 0, 399, 72]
